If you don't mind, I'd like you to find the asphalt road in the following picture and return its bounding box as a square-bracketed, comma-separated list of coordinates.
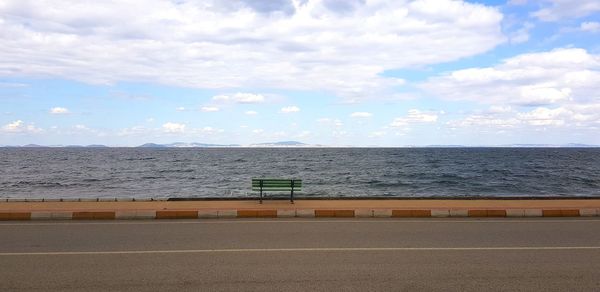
[1, 218, 600, 291]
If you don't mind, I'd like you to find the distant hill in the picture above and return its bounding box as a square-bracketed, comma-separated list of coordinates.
[138, 143, 168, 148]
[2, 142, 598, 148]
[564, 143, 599, 148]
[137, 142, 240, 148]
[424, 145, 466, 148]
[22, 144, 46, 147]
[136, 141, 310, 147]
[166, 142, 240, 147]
[501, 144, 599, 148]
[250, 141, 309, 147]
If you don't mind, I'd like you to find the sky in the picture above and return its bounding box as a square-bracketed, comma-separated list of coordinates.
[1, 0, 599, 146]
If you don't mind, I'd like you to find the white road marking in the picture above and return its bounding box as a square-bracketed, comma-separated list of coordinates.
[0, 218, 599, 226]
[2, 246, 600, 256]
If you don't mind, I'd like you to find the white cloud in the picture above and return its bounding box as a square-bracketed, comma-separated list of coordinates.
[232, 93, 264, 104]
[117, 126, 148, 137]
[280, 106, 300, 113]
[245, 110, 258, 116]
[1, 120, 42, 133]
[200, 106, 220, 112]
[49, 107, 70, 114]
[295, 130, 311, 139]
[252, 129, 264, 134]
[390, 109, 438, 128]
[212, 93, 265, 104]
[212, 95, 230, 102]
[446, 104, 600, 131]
[533, 0, 600, 21]
[119, 123, 224, 138]
[2, 120, 23, 132]
[350, 112, 372, 118]
[191, 126, 224, 135]
[162, 122, 186, 133]
[0, 0, 505, 100]
[517, 107, 567, 126]
[488, 106, 513, 114]
[508, 22, 533, 44]
[176, 107, 186, 111]
[0, 82, 28, 88]
[44, 124, 104, 136]
[508, 0, 528, 5]
[421, 48, 600, 106]
[580, 21, 600, 33]
[447, 115, 520, 129]
[369, 131, 387, 138]
[317, 118, 343, 127]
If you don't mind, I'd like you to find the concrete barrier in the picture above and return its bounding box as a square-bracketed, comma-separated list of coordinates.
[355, 209, 373, 218]
[468, 210, 507, 217]
[373, 209, 392, 218]
[0, 212, 31, 220]
[115, 210, 156, 220]
[449, 209, 469, 217]
[197, 210, 218, 218]
[524, 209, 543, 217]
[296, 209, 315, 218]
[276, 209, 296, 218]
[31, 211, 73, 220]
[237, 210, 277, 218]
[217, 210, 237, 218]
[580, 208, 599, 217]
[392, 210, 431, 217]
[72, 211, 115, 220]
[315, 210, 355, 218]
[542, 209, 580, 217]
[0, 202, 600, 221]
[431, 209, 450, 217]
[155, 211, 198, 219]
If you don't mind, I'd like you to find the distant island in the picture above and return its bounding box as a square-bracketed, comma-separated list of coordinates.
[3, 144, 111, 148]
[1, 141, 314, 148]
[138, 142, 240, 148]
[1, 142, 599, 148]
[138, 141, 311, 148]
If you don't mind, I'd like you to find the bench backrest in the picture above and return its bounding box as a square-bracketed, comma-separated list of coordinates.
[252, 178, 302, 192]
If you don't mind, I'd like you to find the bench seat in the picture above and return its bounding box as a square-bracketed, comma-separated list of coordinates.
[252, 178, 302, 203]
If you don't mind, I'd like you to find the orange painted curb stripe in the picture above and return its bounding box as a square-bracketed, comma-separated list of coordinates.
[155, 211, 198, 219]
[237, 210, 277, 218]
[314, 210, 355, 217]
[542, 209, 580, 217]
[468, 210, 507, 217]
[392, 210, 431, 217]
[72, 212, 115, 220]
[0, 212, 31, 220]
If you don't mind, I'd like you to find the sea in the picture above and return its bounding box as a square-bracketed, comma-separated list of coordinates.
[1, 147, 599, 199]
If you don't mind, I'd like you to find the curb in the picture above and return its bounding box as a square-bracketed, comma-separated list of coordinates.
[0, 208, 598, 220]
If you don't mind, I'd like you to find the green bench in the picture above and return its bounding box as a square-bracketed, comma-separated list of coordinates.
[252, 178, 302, 204]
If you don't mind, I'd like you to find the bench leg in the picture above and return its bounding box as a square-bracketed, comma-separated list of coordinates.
[260, 190, 263, 204]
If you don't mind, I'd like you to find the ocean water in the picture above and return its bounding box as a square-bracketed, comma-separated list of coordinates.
[1, 147, 599, 199]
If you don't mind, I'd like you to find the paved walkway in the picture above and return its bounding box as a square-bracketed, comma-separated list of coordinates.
[3, 199, 600, 211]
